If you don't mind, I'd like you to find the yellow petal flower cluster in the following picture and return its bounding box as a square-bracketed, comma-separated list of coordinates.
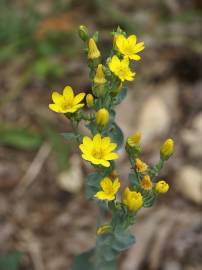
[115, 34, 145, 60]
[155, 180, 169, 193]
[49, 86, 85, 113]
[94, 64, 106, 84]
[79, 134, 119, 167]
[160, 138, 174, 160]
[140, 175, 153, 190]
[96, 108, 109, 126]
[135, 158, 148, 173]
[127, 131, 142, 147]
[95, 177, 120, 201]
[108, 55, 135, 82]
[88, 38, 100, 59]
[122, 187, 143, 212]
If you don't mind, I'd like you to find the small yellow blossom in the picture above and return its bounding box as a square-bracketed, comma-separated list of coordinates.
[95, 177, 120, 201]
[108, 55, 135, 82]
[122, 187, 143, 212]
[96, 224, 112, 235]
[49, 86, 85, 113]
[79, 134, 118, 167]
[160, 138, 174, 160]
[155, 180, 169, 193]
[140, 175, 153, 190]
[86, 94, 94, 107]
[88, 38, 100, 59]
[135, 158, 148, 173]
[94, 64, 106, 84]
[115, 34, 145, 60]
[127, 131, 142, 147]
[96, 108, 109, 126]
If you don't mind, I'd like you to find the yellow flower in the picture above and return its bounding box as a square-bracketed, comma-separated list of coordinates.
[88, 38, 100, 59]
[115, 34, 145, 60]
[95, 177, 120, 201]
[155, 180, 169, 193]
[86, 94, 94, 108]
[96, 108, 109, 126]
[160, 138, 174, 160]
[108, 55, 135, 82]
[49, 86, 85, 113]
[94, 64, 106, 84]
[140, 175, 153, 190]
[79, 134, 118, 167]
[122, 187, 143, 212]
[135, 158, 148, 173]
[96, 224, 112, 235]
[127, 131, 142, 147]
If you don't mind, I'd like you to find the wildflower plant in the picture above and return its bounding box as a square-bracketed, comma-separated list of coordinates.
[49, 26, 174, 270]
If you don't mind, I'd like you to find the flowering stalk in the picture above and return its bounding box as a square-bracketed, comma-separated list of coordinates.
[48, 26, 174, 270]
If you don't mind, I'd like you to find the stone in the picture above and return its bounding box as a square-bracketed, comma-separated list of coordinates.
[57, 154, 83, 193]
[175, 166, 202, 205]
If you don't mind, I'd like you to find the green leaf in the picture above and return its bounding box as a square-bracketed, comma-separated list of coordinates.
[112, 232, 135, 252]
[113, 86, 128, 105]
[128, 173, 140, 191]
[0, 126, 43, 150]
[71, 249, 95, 270]
[108, 123, 124, 150]
[143, 190, 156, 208]
[86, 121, 98, 135]
[61, 132, 79, 141]
[87, 173, 103, 187]
[0, 251, 23, 270]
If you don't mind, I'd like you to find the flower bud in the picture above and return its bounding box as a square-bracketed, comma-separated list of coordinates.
[160, 138, 174, 160]
[122, 187, 143, 212]
[88, 38, 100, 59]
[135, 158, 148, 173]
[109, 170, 118, 179]
[140, 175, 153, 190]
[94, 64, 106, 84]
[96, 108, 109, 126]
[155, 180, 169, 193]
[127, 131, 141, 147]
[96, 224, 112, 235]
[78, 25, 88, 41]
[86, 94, 94, 108]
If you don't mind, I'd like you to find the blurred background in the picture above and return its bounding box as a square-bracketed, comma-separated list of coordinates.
[0, 0, 202, 269]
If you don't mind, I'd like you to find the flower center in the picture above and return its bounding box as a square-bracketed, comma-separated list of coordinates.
[61, 102, 72, 110]
[118, 68, 126, 77]
[92, 149, 103, 159]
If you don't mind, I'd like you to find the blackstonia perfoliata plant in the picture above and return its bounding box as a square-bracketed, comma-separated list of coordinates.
[49, 26, 174, 270]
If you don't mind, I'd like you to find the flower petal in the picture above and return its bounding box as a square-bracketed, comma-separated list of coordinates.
[100, 177, 113, 192]
[108, 55, 120, 73]
[95, 191, 115, 201]
[127, 35, 137, 45]
[73, 93, 85, 105]
[49, 103, 61, 113]
[103, 152, 119, 160]
[63, 86, 74, 101]
[116, 35, 126, 51]
[93, 134, 102, 145]
[99, 159, 110, 167]
[113, 178, 121, 194]
[52, 92, 63, 104]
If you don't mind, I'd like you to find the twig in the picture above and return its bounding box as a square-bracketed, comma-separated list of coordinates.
[16, 142, 51, 196]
